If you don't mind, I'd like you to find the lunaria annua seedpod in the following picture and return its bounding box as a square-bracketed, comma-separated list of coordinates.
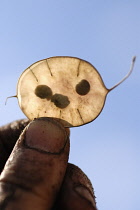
[15, 56, 136, 127]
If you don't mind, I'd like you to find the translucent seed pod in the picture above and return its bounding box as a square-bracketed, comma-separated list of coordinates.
[16, 56, 136, 127]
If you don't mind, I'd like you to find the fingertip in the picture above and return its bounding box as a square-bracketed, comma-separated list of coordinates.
[24, 117, 68, 154]
[54, 163, 97, 210]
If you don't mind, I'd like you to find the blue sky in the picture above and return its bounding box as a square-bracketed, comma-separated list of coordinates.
[0, 1, 140, 209]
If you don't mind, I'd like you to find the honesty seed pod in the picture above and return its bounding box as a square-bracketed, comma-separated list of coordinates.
[8, 56, 136, 127]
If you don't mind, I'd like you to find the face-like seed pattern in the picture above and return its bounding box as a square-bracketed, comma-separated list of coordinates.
[76, 79, 90, 95]
[16, 56, 136, 127]
[35, 85, 53, 100]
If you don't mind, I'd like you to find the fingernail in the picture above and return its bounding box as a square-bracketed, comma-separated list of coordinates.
[24, 117, 68, 154]
[75, 185, 96, 208]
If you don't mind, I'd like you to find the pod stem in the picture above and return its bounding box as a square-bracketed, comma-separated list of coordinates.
[109, 56, 136, 92]
[5, 95, 17, 105]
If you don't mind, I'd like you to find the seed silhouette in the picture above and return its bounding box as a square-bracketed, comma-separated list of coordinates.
[35, 85, 52, 100]
[76, 79, 90, 95]
[51, 94, 70, 108]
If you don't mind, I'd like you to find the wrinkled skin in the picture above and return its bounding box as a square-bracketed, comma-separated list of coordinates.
[0, 119, 97, 210]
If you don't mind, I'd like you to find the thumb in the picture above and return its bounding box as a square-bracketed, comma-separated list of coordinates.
[0, 118, 69, 210]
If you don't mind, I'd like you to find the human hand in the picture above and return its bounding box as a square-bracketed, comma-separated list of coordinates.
[0, 118, 97, 210]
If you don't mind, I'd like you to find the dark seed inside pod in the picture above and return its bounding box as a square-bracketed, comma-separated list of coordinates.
[35, 85, 53, 100]
[76, 79, 90, 95]
[51, 94, 70, 108]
